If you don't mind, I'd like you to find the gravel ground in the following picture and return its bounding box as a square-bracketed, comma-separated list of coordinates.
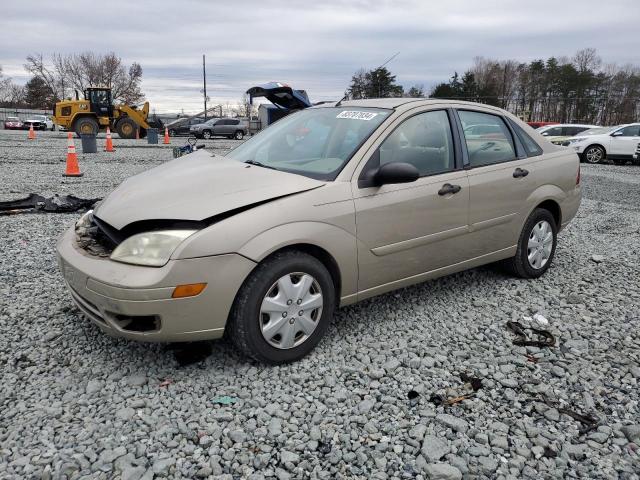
[1, 130, 639, 480]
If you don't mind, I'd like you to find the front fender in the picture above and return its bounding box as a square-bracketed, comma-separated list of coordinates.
[238, 222, 358, 302]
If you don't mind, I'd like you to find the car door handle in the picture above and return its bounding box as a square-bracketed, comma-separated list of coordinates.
[513, 168, 529, 178]
[438, 183, 462, 196]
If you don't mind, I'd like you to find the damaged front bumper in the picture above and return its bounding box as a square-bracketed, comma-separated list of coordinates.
[56, 225, 256, 342]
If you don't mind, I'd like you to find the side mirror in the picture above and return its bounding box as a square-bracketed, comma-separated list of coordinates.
[611, 131, 623, 137]
[541, 132, 549, 136]
[360, 160, 419, 188]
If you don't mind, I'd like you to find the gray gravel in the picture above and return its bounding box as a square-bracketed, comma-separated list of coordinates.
[1, 130, 639, 479]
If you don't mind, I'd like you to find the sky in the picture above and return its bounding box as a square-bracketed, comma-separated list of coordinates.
[1, 0, 639, 113]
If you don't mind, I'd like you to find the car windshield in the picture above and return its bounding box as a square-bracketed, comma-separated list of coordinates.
[226, 107, 391, 180]
[580, 127, 616, 136]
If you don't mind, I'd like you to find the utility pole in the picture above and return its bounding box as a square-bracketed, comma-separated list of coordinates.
[203, 54, 207, 121]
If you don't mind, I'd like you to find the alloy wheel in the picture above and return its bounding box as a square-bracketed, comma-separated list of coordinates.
[527, 220, 553, 269]
[585, 146, 603, 164]
[259, 272, 323, 349]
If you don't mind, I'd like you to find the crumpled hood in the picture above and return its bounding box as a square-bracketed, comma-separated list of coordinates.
[95, 149, 324, 230]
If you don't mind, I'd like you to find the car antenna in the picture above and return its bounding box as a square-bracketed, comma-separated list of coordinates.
[335, 94, 349, 107]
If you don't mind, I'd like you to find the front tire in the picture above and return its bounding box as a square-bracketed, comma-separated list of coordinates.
[202, 130, 212, 140]
[74, 117, 99, 137]
[115, 118, 137, 139]
[583, 145, 605, 164]
[234, 130, 244, 140]
[169, 129, 177, 136]
[502, 208, 557, 279]
[227, 251, 336, 364]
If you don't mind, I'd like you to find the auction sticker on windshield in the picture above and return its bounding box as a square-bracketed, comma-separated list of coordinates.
[336, 111, 379, 120]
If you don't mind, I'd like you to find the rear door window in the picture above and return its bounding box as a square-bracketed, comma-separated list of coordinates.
[458, 110, 517, 167]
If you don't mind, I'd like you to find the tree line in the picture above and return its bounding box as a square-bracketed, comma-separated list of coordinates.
[0, 52, 144, 109]
[346, 48, 639, 125]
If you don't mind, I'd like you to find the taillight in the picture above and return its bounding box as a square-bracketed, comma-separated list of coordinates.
[576, 164, 581, 185]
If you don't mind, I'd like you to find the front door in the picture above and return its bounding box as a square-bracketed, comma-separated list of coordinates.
[353, 109, 470, 294]
[610, 125, 640, 157]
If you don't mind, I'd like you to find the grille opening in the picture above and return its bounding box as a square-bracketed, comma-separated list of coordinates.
[108, 313, 160, 332]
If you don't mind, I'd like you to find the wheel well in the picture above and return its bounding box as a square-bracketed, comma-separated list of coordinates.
[266, 244, 342, 300]
[536, 200, 561, 227]
[72, 114, 97, 127]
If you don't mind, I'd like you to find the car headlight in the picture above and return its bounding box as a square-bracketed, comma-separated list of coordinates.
[110, 230, 196, 267]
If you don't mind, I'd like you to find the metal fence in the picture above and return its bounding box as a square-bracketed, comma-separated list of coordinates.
[0, 108, 53, 121]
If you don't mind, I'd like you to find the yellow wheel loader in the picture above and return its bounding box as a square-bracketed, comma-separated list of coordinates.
[52, 87, 161, 139]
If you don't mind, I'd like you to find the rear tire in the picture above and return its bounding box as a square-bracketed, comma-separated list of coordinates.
[74, 117, 99, 137]
[116, 118, 137, 139]
[502, 208, 557, 279]
[227, 250, 336, 364]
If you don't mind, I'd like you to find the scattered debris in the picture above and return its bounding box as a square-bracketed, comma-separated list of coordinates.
[539, 396, 599, 435]
[158, 379, 173, 388]
[317, 440, 332, 455]
[407, 390, 420, 406]
[172, 137, 205, 158]
[212, 396, 238, 405]
[430, 373, 483, 406]
[532, 313, 549, 327]
[167, 342, 213, 367]
[591, 254, 605, 263]
[0, 193, 100, 215]
[506, 321, 555, 348]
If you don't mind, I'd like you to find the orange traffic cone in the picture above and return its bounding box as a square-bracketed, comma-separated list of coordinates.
[63, 133, 83, 177]
[163, 127, 170, 144]
[104, 127, 115, 152]
[28, 124, 36, 140]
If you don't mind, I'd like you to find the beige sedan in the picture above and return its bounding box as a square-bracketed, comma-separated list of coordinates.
[57, 99, 581, 363]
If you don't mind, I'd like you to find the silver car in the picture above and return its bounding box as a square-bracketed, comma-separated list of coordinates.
[57, 99, 581, 363]
[190, 117, 247, 140]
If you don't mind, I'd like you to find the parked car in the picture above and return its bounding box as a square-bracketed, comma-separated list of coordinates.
[462, 123, 504, 140]
[3, 116, 23, 130]
[190, 118, 247, 140]
[537, 124, 598, 145]
[24, 114, 55, 131]
[561, 123, 640, 164]
[57, 99, 581, 363]
[167, 117, 204, 136]
[527, 121, 558, 129]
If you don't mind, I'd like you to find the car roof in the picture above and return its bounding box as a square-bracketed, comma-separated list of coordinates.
[317, 98, 516, 112]
[541, 123, 598, 128]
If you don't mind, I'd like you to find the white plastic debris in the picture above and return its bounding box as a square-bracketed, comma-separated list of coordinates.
[532, 313, 549, 327]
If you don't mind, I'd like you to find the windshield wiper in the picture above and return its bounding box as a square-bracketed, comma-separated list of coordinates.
[245, 160, 278, 170]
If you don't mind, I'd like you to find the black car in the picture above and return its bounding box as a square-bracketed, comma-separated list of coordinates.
[167, 117, 205, 136]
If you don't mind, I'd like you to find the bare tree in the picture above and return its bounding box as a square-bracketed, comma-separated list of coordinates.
[25, 52, 144, 104]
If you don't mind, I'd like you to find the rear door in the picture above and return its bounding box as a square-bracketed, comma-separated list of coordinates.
[353, 108, 470, 293]
[610, 125, 640, 157]
[457, 109, 538, 258]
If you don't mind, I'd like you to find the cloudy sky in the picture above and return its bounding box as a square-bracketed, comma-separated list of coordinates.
[1, 0, 638, 113]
